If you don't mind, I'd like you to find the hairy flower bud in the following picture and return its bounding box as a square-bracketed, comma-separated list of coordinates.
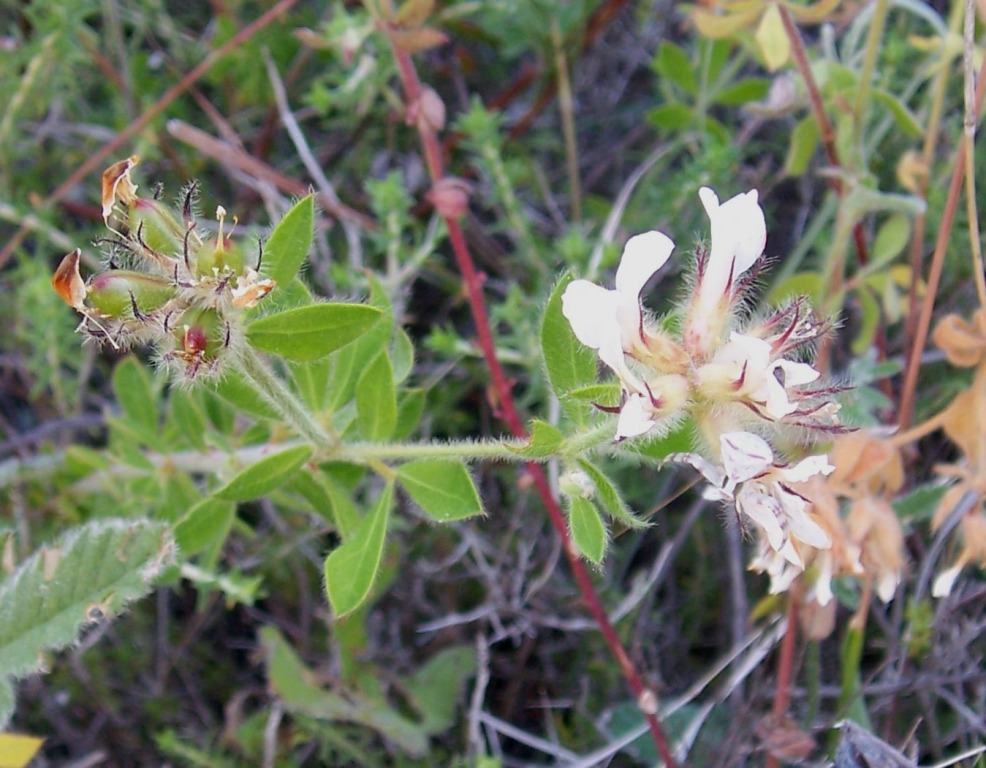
[129, 197, 186, 258]
[87, 271, 177, 318]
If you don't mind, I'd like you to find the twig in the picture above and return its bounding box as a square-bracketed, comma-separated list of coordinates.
[0, 0, 302, 269]
[764, 598, 799, 768]
[261, 49, 365, 268]
[898, 51, 986, 429]
[166, 120, 375, 229]
[384, 25, 678, 768]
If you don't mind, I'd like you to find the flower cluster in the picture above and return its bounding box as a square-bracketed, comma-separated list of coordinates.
[52, 157, 275, 379]
[563, 187, 843, 576]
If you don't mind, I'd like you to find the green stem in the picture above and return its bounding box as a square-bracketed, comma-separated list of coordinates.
[232, 346, 336, 451]
[853, 0, 890, 128]
[342, 439, 528, 463]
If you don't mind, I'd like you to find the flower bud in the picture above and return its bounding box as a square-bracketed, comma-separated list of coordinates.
[129, 197, 186, 257]
[87, 271, 178, 318]
[171, 308, 228, 371]
[427, 177, 470, 218]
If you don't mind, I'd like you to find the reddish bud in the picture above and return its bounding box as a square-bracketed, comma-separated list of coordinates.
[411, 86, 446, 132]
[427, 177, 470, 219]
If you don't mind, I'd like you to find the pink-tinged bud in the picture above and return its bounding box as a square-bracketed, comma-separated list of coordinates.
[409, 86, 446, 132]
[101, 155, 140, 224]
[87, 271, 177, 318]
[129, 197, 186, 257]
[427, 177, 470, 218]
[171, 308, 227, 369]
[52, 249, 87, 310]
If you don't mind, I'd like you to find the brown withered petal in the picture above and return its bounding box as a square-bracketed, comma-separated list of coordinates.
[755, 715, 817, 762]
[51, 248, 87, 310]
[101, 154, 140, 223]
[932, 311, 986, 368]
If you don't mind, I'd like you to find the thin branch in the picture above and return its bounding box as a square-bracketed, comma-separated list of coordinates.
[384, 25, 678, 768]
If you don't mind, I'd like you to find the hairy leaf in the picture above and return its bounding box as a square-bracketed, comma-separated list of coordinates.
[215, 445, 312, 502]
[396, 459, 483, 522]
[568, 497, 607, 564]
[246, 304, 383, 362]
[260, 195, 314, 287]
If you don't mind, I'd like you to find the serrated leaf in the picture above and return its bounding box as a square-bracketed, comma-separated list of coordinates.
[0, 733, 43, 768]
[756, 3, 790, 71]
[356, 352, 397, 442]
[216, 445, 312, 502]
[246, 304, 384, 362]
[324, 482, 392, 617]
[541, 275, 598, 422]
[0, 520, 174, 682]
[568, 497, 607, 564]
[111, 356, 158, 438]
[785, 115, 820, 177]
[577, 459, 647, 527]
[174, 497, 236, 557]
[654, 41, 697, 95]
[260, 196, 314, 287]
[509, 420, 565, 458]
[396, 459, 483, 522]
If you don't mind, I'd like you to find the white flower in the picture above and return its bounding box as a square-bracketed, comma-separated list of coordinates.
[699, 332, 820, 419]
[562, 231, 674, 392]
[675, 432, 833, 568]
[696, 187, 766, 308]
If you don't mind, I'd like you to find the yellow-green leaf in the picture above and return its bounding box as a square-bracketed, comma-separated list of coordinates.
[215, 445, 313, 502]
[756, 3, 791, 71]
[568, 497, 607, 564]
[0, 734, 43, 768]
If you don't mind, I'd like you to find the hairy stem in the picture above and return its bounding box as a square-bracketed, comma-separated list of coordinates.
[384, 26, 679, 768]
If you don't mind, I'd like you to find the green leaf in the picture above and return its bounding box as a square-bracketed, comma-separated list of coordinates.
[260, 625, 428, 755]
[851, 285, 881, 355]
[767, 271, 823, 306]
[215, 445, 313, 502]
[893, 483, 946, 523]
[785, 116, 820, 177]
[647, 103, 693, 132]
[246, 303, 384, 363]
[324, 483, 392, 616]
[260, 195, 314, 286]
[509, 420, 565, 459]
[714, 77, 770, 106]
[577, 459, 647, 527]
[174, 497, 236, 558]
[290, 359, 332, 413]
[326, 319, 392, 412]
[404, 646, 476, 734]
[112, 356, 158, 438]
[396, 459, 484, 522]
[653, 41, 697, 95]
[869, 214, 911, 270]
[541, 275, 598, 422]
[568, 497, 606, 564]
[0, 520, 174, 683]
[356, 352, 397, 441]
[214, 371, 280, 420]
[319, 473, 362, 538]
[755, 3, 790, 71]
[0, 679, 13, 731]
[169, 389, 208, 450]
[395, 388, 426, 440]
[873, 89, 923, 138]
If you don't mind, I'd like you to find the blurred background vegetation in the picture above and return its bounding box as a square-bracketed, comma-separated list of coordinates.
[1, 0, 984, 766]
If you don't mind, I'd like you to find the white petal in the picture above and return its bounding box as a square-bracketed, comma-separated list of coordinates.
[783, 454, 835, 483]
[737, 487, 785, 552]
[561, 280, 617, 351]
[785, 504, 831, 549]
[774, 359, 820, 387]
[669, 452, 728, 492]
[720, 432, 773, 482]
[715, 190, 766, 278]
[764, 376, 797, 418]
[778, 538, 804, 568]
[615, 231, 674, 297]
[813, 552, 834, 605]
[615, 393, 656, 440]
[932, 565, 962, 597]
[717, 333, 772, 367]
[876, 571, 899, 602]
[698, 186, 720, 216]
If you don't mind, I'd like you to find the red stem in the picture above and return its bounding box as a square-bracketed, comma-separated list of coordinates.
[387, 27, 678, 768]
[764, 598, 798, 768]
